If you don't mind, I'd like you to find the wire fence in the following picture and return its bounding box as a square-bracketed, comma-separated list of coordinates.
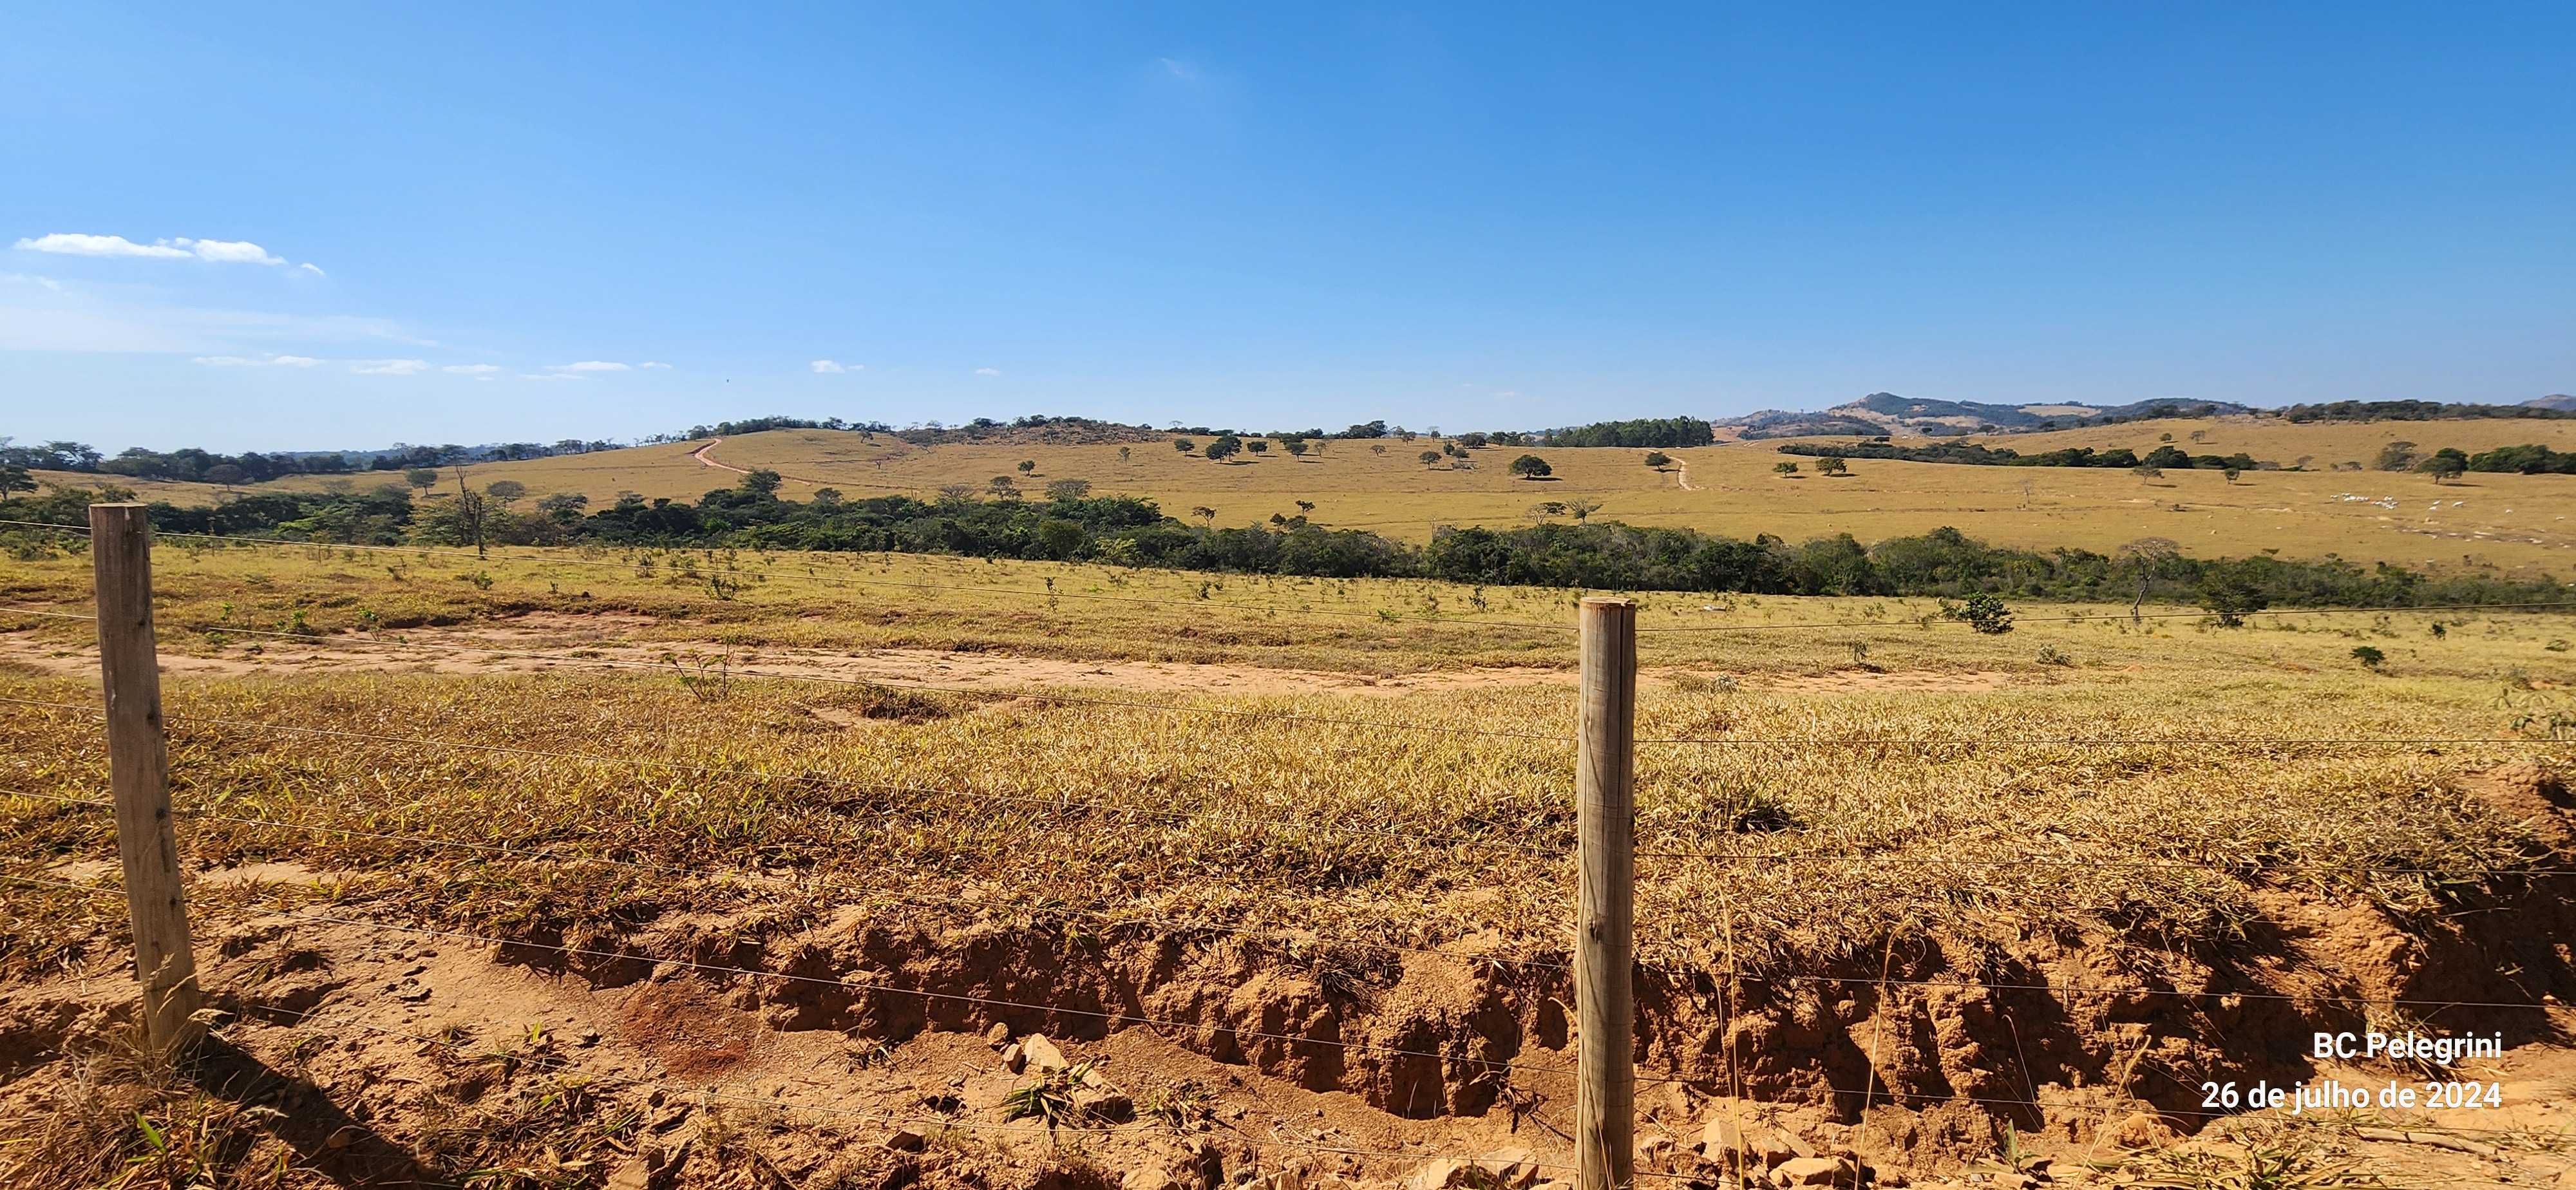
[1, 515, 2568, 1187]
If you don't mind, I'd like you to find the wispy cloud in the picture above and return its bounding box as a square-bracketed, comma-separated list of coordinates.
[810, 359, 855, 374]
[442, 363, 502, 376]
[520, 371, 585, 382]
[554, 360, 629, 373]
[1157, 57, 1202, 81]
[350, 358, 428, 376]
[974, 366, 1001, 377]
[14, 232, 314, 272]
[192, 353, 320, 368]
[298, 262, 326, 277]
[639, 361, 672, 370]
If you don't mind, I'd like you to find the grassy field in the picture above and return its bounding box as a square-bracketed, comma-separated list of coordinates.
[45, 415, 2576, 575]
[5, 540, 2574, 1185]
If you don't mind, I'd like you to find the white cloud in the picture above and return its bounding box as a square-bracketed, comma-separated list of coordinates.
[2, 272, 64, 291]
[554, 360, 629, 372]
[974, 366, 1001, 376]
[520, 371, 585, 381]
[174, 237, 285, 265]
[191, 352, 319, 368]
[298, 262, 326, 276]
[14, 232, 301, 268]
[442, 363, 502, 375]
[639, 361, 672, 370]
[350, 358, 428, 375]
[810, 359, 849, 373]
[15, 233, 192, 260]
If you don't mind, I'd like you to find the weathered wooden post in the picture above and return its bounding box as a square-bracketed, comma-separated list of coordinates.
[1575, 596, 1637, 1190]
[90, 503, 201, 1052]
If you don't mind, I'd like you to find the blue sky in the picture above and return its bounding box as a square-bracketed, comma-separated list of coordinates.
[3, 3, 2570, 451]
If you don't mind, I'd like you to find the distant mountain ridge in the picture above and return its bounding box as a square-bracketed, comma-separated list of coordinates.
[1716, 393, 2260, 439]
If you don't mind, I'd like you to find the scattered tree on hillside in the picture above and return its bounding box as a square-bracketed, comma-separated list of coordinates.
[204, 463, 246, 493]
[1295, 500, 1315, 515]
[740, 469, 784, 496]
[1815, 456, 1849, 477]
[1247, 439, 1270, 455]
[989, 475, 1018, 496]
[1509, 454, 1553, 480]
[1642, 451, 1672, 471]
[1368, 444, 1387, 455]
[1017, 459, 1036, 476]
[1174, 439, 1197, 454]
[2114, 537, 2182, 623]
[1567, 496, 1602, 522]
[2419, 448, 2468, 484]
[2352, 645, 2385, 669]
[1283, 439, 1309, 458]
[404, 468, 441, 495]
[1191, 505, 1217, 525]
[1118, 446, 1132, 464]
[2132, 464, 2164, 484]
[1774, 460, 1800, 477]
[807, 488, 841, 509]
[2374, 442, 2421, 471]
[1046, 478, 1092, 502]
[484, 479, 527, 506]
[1204, 435, 1243, 463]
[0, 465, 33, 497]
[1418, 450, 1443, 467]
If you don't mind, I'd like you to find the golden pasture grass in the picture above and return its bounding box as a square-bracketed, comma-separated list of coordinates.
[10, 532, 2576, 679]
[3, 546, 2566, 990]
[50, 417, 2576, 571]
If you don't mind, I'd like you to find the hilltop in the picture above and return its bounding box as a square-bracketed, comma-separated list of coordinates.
[1717, 392, 2253, 439]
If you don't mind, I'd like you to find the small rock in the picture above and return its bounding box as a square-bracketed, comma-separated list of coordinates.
[1020, 1034, 1070, 1072]
[1477, 1149, 1542, 1189]
[884, 1126, 927, 1153]
[1001, 1042, 1025, 1073]
[1407, 1159, 1476, 1190]
[1697, 1117, 1743, 1158]
[395, 986, 431, 1003]
[1769, 1156, 1855, 1187]
[2103, 1111, 2177, 1150]
[985, 1022, 1012, 1046]
[1264, 1171, 1305, 1190]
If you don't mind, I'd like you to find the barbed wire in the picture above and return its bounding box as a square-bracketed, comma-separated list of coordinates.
[0, 520, 1582, 632]
[0, 695, 1569, 856]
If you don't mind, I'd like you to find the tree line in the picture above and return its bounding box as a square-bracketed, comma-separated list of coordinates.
[1776, 440, 2268, 472]
[5, 470, 2560, 612]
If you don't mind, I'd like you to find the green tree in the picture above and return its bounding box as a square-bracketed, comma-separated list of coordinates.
[484, 479, 527, 505]
[1642, 451, 1672, 470]
[740, 469, 784, 496]
[1283, 439, 1309, 457]
[1814, 455, 1849, 477]
[1418, 450, 1443, 466]
[2132, 464, 2164, 484]
[204, 463, 247, 492]
[404, 467, 440, 494]
[2114, 537, 2181, 623]
[0, 464, 37, 497]
[1117, 446, 1132, 464]
[2351, 645, 2385, 669]
[1018, 459, 1036, 476]
[2373, 441, 2420, 471]
[1046, 478, 1092, 502]
[1509, 454, 1553, 480]
[1774, 461, 1799, 477]
[810, 487, 844, 508]
[1174, 439, 1196, 454]
[2418, 448, 2468, 484]
[1036, 518, 1084, 559]
[1190, 505, 1217, 525]
[1203, 435, 1243, 463]
[1247, 439, 1270, 454]
[2198, 567, 2269, 627]
[1942, 594, 2014, 634]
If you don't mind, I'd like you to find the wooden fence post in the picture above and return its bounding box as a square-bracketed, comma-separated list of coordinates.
[90, 503, 201, 1052]
[1575, 596, 1637, 1190]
